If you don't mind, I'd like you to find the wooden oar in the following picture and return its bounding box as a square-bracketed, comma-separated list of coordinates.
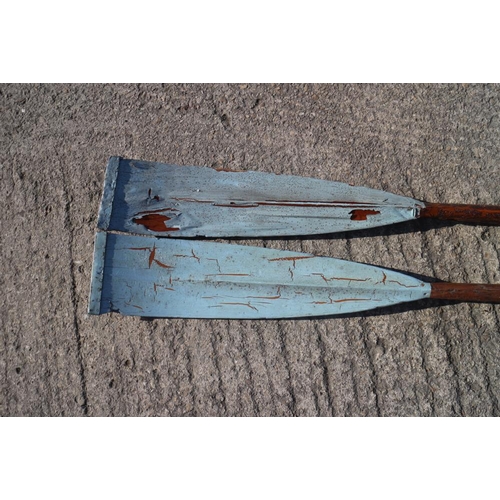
[97, 157, 500, 237]
[88, 233, 500, 318]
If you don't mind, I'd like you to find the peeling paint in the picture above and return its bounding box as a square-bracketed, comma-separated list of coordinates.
[333, 298, 374, 303]
[149, 244, 156, 268]
[128, 245, 173, 269]
[349, 209, 381, 221]
[132, 213, 173, 232]
[173, 249, 200, 262]
[311, 273, 370, 283]
[387, 279, 419, 288]
[99, 157, 422, 237]
[268, 255, 314, 263]
[91, 233, 432, 318]
[153, 259, 173, 269]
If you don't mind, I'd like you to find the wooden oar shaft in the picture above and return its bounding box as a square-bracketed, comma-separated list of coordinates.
[420, 202, 500, 225]
[430, 283, 500, 303]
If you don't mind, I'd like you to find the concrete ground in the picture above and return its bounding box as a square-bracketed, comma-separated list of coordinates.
[1, 83, 500, 416]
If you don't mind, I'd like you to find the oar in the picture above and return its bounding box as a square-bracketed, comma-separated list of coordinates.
[97, 157, 500, 238]
[88, 233, 500, 318]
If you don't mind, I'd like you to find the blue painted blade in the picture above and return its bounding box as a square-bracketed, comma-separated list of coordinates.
[97, 157, 423, 237]
[89, 233, 431, 318]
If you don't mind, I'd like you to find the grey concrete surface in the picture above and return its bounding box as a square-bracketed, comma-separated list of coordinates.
[1, 83, 500, 416]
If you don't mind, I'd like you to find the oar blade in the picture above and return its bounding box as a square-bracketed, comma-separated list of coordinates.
[97, 157, 422, 237]
[89, 233, 431, 318]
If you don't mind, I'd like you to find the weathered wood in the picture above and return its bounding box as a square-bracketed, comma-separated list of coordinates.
[430, 283, 500, 303]
[420, 202, 500, 225]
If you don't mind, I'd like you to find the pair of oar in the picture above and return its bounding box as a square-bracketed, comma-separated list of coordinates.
[88, 157, 500, 318]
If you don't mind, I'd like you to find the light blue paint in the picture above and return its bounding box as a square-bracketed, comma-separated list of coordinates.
[96, 156, 119, 231]
[88, 233, 431, 318]
[97, 157, 424, 237]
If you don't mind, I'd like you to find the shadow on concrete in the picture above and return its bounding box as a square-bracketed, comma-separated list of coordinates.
[259, 217, 459, 241]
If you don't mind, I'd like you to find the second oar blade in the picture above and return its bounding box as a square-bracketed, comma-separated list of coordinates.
[89, 233, 430, 318]
[97, 157, 422, 237]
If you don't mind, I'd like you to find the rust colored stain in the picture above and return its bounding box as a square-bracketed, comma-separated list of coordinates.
[247, 295, 281, 300]
[334, 276, 369, 282]
[128, 245, 174, 269]
[172, 197, 212, 203]
[334, 298, 373, 303]
[171, 197, 384, 216]
[268, 255, 314, 262]
[154, 259, 174, 269]
[174, 250, 201, 262]
[270, 255, 314, 270]
[257, 200, 374, 208]
[173, 197, 378, 209]
[312, 273, 330, 283]
[191, 249, 200, 262]
[149, 245, 156, 268]
[136, 207, 180, 215]
[129, 245, 157, 269]
[387, 280, 419, 288]
[312, 298, 372, 304]
[349, 209, 381, 221]
[311, 273, 369, 283]
[133, 214, 173, 232]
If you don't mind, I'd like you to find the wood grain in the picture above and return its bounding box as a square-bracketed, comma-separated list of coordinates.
[431, 283, 500, 303]
[420, 202, 500, 225]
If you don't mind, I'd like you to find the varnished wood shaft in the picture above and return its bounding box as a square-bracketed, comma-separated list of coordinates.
[430, 283, 500, 303]
[420, 202, 500, 225]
